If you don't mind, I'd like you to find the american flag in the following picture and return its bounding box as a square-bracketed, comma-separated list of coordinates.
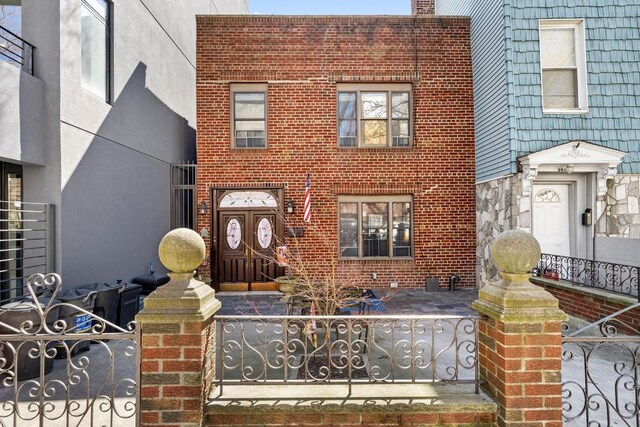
[303, 173, 311, 223]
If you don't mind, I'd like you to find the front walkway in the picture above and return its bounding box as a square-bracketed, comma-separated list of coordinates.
[216, 288, 478, 316]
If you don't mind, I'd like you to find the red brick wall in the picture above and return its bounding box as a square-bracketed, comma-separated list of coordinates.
[412, 0, 436, 15]
[532, 279, 640, 332]
[196, 16, 475, 289]
[207, 410, 495, 426]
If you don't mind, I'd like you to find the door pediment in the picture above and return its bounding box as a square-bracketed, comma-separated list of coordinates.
[519, 141, 627, 197]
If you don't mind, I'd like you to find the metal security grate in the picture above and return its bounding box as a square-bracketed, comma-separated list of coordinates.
[170, 163, 197, 230]
[0, 201, 53, 302]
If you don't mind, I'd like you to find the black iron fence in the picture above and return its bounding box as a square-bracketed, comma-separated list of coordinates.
[535, 253, 640, 300]
[0, 24, 34, 74]
[214, 314, 480, 397]
[170, 163, 197, 231]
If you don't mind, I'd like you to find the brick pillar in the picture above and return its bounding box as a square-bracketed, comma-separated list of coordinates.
[136, 229, 221, 427]
[412, 0, 435, 15]
[473, 230, 567, 427]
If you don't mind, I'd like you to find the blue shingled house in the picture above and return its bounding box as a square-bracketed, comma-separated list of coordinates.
[437, 0, 640, 281]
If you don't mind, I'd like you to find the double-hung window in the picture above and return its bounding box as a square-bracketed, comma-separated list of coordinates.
[539, 20, 588, 113]
[339, 196, 413, 259]
[81, 0, 111, 102]
[232, 84, 267, 148]
[338, 84, 411, 147]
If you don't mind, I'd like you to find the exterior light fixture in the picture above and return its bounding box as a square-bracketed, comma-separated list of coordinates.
[198, 201, 208, 215]
[287, 199, 295, 214]
[565, 164, 574, 174]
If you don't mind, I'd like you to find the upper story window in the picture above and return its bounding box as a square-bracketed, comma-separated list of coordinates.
[337, 84, 412, 148]
[539, 20, 587, 113]
[339, 196, 413, 259]
[81, 0, 111, 102]
[232, 84, 267, 148]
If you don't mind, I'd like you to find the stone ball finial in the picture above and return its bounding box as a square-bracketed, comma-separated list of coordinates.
[490, 229, 541, 274]
[158, 228, 206, 274]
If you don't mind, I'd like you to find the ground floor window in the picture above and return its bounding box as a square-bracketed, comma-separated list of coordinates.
[338, 196, 412, 259]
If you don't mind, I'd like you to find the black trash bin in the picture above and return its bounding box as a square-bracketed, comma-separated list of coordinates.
[0, 300, 60, 380]
[78, 282, 125, 333]
[117, 283, 141, 329]
[53, 288, 97, 358]
[131, 273, 170, 296]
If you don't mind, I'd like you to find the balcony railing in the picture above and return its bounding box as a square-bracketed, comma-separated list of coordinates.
[534, 253, 640, 301]
[0, 201, 54, 302]
[0, 24, 34, 74]
[214, 314, 480, 397]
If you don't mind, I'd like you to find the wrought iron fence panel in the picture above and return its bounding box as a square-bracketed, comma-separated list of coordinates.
[215, 314, 480, 396]
[562, 315, 640, 426]
[536, 253, 640, 299]
[0, 273, 140, 427]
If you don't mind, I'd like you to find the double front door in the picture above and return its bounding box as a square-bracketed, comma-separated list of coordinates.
[218, 211, 279, 290]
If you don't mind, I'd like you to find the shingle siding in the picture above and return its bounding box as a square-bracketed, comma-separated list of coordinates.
[509, 0, 640, 174]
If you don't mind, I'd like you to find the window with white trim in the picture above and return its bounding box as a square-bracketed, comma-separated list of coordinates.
[337, 84, 411, 147]
[231, 84, 267, 148]
[539, 20, 588, 113]
[338, 196, 412, 259]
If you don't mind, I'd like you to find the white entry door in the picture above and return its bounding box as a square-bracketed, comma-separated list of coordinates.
[532, 184, 572, 256]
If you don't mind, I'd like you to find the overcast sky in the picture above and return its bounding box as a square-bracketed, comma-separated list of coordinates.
[249, 0, 411, 15]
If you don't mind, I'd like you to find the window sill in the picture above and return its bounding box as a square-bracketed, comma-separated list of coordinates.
[230, 147, 269, 152]
[339, 257, 415, 264]
[337, 147, 413, 152]
[542, 108, 588, 115]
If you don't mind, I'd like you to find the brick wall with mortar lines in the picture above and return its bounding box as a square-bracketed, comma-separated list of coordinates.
[206, 410, 495, 426]
[196, 16, 476, 289]
[140, 320, 216, 425]
[534, 281, 640, 333]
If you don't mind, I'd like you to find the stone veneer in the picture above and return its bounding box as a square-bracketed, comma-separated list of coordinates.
[477, 173, 640, 283]
[603, 175, 640, 238]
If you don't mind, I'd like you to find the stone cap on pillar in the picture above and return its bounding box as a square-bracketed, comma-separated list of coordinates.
[473, 230, 567, 323]
[136, 228, 220, 323]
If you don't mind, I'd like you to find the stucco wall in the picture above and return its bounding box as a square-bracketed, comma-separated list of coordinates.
[17, 0, 246, 287]
[0, 61, 45, 166]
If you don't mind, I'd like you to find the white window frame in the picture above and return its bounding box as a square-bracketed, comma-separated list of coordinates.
[336, 83, 412, 148]
[539, 19, 588, 114]
[338, 195, 413, 260]
[230, 83, 268, 149]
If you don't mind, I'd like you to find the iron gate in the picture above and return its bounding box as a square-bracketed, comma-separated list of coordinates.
[562, 306, 640, 426]
[0, 273, 140, 426]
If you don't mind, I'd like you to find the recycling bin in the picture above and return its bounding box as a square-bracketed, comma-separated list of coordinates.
[117, 283, 141, 329]
[131, 273, 170, 296]
[78, 282, 125, 333]
[0, 300, 60, 380]
[53, 288, 97, 358]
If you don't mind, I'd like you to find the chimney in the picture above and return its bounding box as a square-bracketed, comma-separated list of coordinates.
[411, 0, 435, 15]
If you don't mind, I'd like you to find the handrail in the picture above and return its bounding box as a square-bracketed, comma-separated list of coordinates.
[0, 24, 35, 74]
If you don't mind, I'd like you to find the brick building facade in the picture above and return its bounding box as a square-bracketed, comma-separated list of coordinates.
[195, 4, 476, 291]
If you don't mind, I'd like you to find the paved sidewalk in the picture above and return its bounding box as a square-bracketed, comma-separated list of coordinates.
[216, 288, 478, 316]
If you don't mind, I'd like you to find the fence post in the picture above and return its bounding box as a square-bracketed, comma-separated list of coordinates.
[473, 230, 568, 426]
[136, 228, 220, 426]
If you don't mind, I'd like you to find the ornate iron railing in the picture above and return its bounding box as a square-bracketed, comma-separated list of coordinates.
[214, 314, 480, 397]
[0, 24, 34, 74]
[562, 308, 640, 426]
[0, 273, 140, 426]
[535, 253, 640, 300]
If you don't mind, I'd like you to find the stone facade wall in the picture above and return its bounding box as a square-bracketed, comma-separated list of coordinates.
[601, 174, 640, 238]
[476, 176, 514, 284]
[196, 16, 476, 289]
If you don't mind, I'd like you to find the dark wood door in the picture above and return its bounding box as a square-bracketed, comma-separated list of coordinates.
[219, 212, 248, 284]
[250, 213, 277, 284]
[218, 211, 279, 290]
